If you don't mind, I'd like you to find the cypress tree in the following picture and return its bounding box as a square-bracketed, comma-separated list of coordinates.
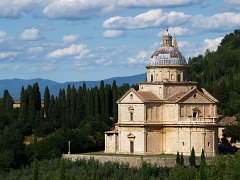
[112, 80, 118, 123]
[104, 85, 111, 125]
[180, 153, 184, 166]
[189, 147, 196, 166]
[200, 149, 206, 166]
[48, 95, 55, 132]
[82, 82, 88, 113]
[2, 90, 13, 114]
[176, 151, 180, 165]
[66, 85, 71, 129]
[58, 89, 66, 128]
[32, 83, 41, 111]
[86, 89, 95, 117]
[94, 87, 100, 116]
[199, 149, 207, 180]
[2, 90, 14, 124]
[27, 85, 36, 129]
[44, 86, 50, 122]
[70, 86, 77, 128]
[76, 87, 85, 125]
[18, 87, 28, 124]
[99, 80, 105, 120]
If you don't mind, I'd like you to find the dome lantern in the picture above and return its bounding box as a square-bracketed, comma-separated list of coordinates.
[148, 30, 186, 66]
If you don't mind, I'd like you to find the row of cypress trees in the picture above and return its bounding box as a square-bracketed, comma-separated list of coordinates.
[9, 80, 131, 136]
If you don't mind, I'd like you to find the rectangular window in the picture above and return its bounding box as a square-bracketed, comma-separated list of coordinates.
[193, 112, 197, 118]
[130, 112, 133, 121]
[130, 141, 134, 153]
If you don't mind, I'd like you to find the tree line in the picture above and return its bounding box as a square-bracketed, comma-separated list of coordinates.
[0, 80, 132, 171]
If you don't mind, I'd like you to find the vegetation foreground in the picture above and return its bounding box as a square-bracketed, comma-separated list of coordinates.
[1, 152, 240, 180]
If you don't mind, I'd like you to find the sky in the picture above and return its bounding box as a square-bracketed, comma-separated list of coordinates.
[0, 0, 239, 82]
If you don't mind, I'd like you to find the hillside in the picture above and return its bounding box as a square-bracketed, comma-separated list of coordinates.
[0, 73, 146, 99]
[188, 29, 240, 117]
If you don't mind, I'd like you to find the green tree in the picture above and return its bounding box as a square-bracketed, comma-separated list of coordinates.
[200, 149, 206, 166]
[180, 153, 184, 166]
[99, 81, 105, 120]
[112, 80, 118, 123]
[44, 86, 50, 122]
[58, 89, 66, 129]
[176, 151, 180, 165]
[189, 147, 196, 167]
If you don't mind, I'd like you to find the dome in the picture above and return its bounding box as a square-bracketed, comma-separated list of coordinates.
[148, 31, 187, 66]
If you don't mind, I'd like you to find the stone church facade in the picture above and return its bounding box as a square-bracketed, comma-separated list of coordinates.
[105, 31, 219, 156]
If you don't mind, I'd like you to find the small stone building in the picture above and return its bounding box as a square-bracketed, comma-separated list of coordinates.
[105, 30, 219, 156]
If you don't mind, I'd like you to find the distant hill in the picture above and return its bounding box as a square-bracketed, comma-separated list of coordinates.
[0, 73, 146, 99]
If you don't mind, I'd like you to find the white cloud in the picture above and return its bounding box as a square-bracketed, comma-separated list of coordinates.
[0, 0, 37, 18]
[95, 59, 112, 66]
[42, 0, 112, 19]
[0, 31, 6, 42]
[19, 27, 41, 41]
[127, 51, 148, 64]
[118, 0, 202, 8]
[192, 12, 240, 30]
[28, 47, 44, 53]
[41, 0, 201, 20]
[103, 9, 191, 30]
[63, 34, 79, 43]
[223, 0, 240, 6]
[158, 27, 192, 37]
[176, 37, 223, 59]
[0, 51, 18, 59]
[103, 30, 124, 38]
[103, 9, 240, 33]
[47, 44, 89, 59]
[204, 37, 223, 52]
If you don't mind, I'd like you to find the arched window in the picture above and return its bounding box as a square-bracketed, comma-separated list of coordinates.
[151, 74, 153, 82]
[177, 74, 181, 82]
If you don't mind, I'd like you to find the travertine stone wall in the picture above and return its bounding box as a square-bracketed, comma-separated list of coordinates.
[163, 127, 218, 156]
[162, 104, 178, 123]
[63, 154, 213, 168]
[147, 66, 187, 83]
[146, 127, 163, 153]
[104, 134, 117, 153]
[118, 104, 145, 123]
[117, 127, 145, 154]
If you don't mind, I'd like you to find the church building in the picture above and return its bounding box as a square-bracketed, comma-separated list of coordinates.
[104, 30, 219, 156]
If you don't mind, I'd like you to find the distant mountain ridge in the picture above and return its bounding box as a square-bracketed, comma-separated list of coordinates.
[0, 73, 146, 99]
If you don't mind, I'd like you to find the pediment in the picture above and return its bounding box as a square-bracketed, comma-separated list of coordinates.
[117, 88, 144, 104]
[179, 89, 216, 104]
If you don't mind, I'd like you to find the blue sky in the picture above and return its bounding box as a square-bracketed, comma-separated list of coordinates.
[0, 0, 239, 82]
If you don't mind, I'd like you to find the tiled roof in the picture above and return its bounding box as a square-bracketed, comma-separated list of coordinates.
[135, 91, 161, 102]
[217, 116, 237, 126]
[165, 91, 189, 102]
